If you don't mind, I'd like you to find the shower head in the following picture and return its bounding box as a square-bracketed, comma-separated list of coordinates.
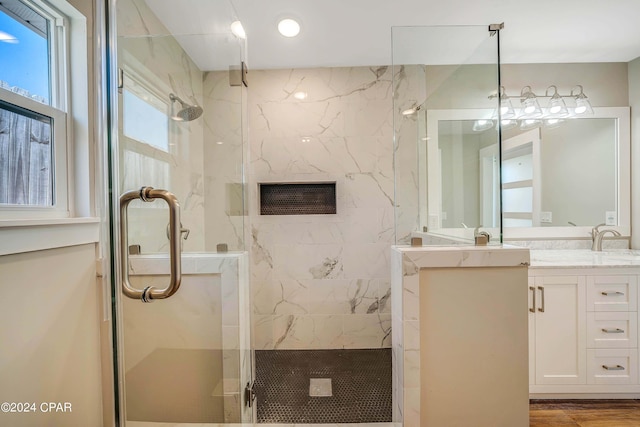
[169, 93, 203, 122]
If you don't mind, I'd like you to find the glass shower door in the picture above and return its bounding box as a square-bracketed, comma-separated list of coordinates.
[107, 0, 251, 425]
[392, 24, 503, 245]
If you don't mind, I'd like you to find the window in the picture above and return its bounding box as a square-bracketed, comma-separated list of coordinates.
[120, 66, 172, 194]
[0, 0, 69, 218]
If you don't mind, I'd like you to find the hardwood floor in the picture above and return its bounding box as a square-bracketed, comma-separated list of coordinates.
[530, 400, 640, 426]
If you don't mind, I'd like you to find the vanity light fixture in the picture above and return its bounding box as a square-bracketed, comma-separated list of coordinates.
[489, 84, 594, 125]
[520, 86, 543, 118]
[571, 85, 594, 115]
[545, 85, 569, 117]
[230, 21, 246, 39]
[498, 86, 516, 119]
[278, 18, 301, 37]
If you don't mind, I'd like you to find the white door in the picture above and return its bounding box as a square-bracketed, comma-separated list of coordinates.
[502, 128, 540, 227]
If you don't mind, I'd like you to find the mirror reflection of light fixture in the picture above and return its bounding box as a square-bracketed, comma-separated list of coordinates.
[544, 118, 565, 129]
[545, 85, 568, 117]
[520, 119, 542, 130]
[500, 119, 518, 130]
[571, 85, 594, 115]
[472, 119, 494, 132]
[520, 86, 542, 118]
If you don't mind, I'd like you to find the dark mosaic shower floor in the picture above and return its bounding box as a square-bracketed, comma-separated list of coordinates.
[255, 349, 392, 424]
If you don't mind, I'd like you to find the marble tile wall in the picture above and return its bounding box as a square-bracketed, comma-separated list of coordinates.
[248, 66, 411, 349]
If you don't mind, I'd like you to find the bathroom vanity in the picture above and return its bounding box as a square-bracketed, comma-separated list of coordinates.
[391, 245, 531, 427]
[528, 250, 640, 397]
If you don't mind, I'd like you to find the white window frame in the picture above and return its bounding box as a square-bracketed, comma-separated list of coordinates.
[118, 55, 174, 194]
[0, 0, 71, 220]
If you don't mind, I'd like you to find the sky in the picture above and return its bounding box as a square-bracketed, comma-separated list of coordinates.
[0, 10, 50, 104]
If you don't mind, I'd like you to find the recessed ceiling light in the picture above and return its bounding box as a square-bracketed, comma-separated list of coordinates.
[278, 18, 301, 37]
[230, 21, 246, 39]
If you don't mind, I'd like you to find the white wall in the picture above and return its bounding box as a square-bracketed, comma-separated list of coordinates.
[0, 245, 103, 427]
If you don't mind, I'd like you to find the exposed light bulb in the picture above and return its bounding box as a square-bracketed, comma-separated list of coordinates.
[278, 18, 301, 37]
[575, 105, 587, 114]
[524, 105, 535, 114]
[549, 105, 561, 114]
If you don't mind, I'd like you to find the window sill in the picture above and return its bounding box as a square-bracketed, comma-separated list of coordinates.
[0, 217, 101, 256]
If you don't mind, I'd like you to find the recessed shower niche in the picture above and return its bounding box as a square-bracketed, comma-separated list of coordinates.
[259, 182, 337, 215]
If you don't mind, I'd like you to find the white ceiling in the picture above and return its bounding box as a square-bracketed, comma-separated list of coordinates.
[145, 0, 640, 71]
[228, 0, 640, 70]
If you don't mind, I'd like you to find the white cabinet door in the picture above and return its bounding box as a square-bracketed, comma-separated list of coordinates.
[533, 275, 587, 385]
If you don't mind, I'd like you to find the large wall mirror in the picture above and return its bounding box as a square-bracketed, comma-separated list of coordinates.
[421, 106, 630, 240]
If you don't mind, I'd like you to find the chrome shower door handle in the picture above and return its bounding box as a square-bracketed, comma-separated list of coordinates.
[120, 186, 182, 302]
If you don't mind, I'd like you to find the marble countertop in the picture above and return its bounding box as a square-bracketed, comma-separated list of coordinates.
[530, 249, 640, 268]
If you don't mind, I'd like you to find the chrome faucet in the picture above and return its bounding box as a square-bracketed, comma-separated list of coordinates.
[474, 226, 491, 246]
[591, 223, 620, 251]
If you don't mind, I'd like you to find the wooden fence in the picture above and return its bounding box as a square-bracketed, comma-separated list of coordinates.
[0, 81, 52, 206]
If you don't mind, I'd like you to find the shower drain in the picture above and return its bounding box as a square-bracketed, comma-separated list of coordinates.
[309, 378, 332, 397]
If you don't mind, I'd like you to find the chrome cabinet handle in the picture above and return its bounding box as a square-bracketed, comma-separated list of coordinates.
[537, 286, 545, 312]
[602, 365, 625, 371]
[120, 186, 182, 303]
[602, 328, 625, 334]
[529, 286, 536, 313]
[601, 291, 624, 296]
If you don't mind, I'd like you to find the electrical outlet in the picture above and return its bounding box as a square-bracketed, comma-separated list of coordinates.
[540, 211, 552, 224]
[428, 214, 439, 230]
[605, 211, 617, 226]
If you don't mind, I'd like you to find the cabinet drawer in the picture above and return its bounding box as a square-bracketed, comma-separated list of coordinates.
[587, 276, 637, 312]
[587, 349, 638, 385]
[587, 312, 638, 349]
